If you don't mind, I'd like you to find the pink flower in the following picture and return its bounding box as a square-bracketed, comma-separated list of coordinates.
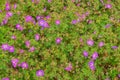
[79, 38, 83, 42]
[105, 24, 111, 28]
[19, 49, 24, 54]
[46, 15, 51, 19]
[25, 40, 30, 48]
[8, 46, 15, 53]
[38, 19, 49, 29]
[5, 2, 10, 11]
[105, 78, 110, 80]
[25, 15, 33, 22]
[87, 39, 94, 46]
[1, 44, 9, 51]
[63, 6, 67, 10]
[100, 0, 104, 5]
[29, 46, 35, 52]
[14, 4, 17, 9]
[35, 34, 40, 41]
[6, 12, 13, 18]
[20, 62, 28, 69]
[0, 10, 2, 13]
[71, 20, 77, 24]
[88, 60, 95, 70]
[11, 35, 16, 40]
[105, 4, 112, 9]
[98, 42, 104, 47]
[2, 77, 10, 80]
[25, 15, 35, 24]
[112, 46, 118, 49]
[71, 0, 75, 2]
[36, 70, 44, 77]
[11, 58, 19, 68]
[85, 12, 90, 16]
[92, 52, 98, 60]
[55, 20, 60, 25]
[32, 0, 40, 4]
[83, 51, 88, 57]
[16, 24, 24, 31]
[82, 14, 86, 19]
[36, 16, 42, 20]
[56, 38, 62, 44]
[48, 0, 52, 3]
[43, 7, 46, 12]
[65, 63, 72, 71]
[1, 18, 8, 25]
[87, 20, 93, 24]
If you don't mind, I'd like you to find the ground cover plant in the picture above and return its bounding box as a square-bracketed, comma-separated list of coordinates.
[0, 0, 120, 80]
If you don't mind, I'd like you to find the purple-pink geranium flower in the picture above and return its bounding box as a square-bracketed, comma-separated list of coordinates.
[105, 24, 111, 28]
[36, 16, 43, 20]
[112, 46, 118, 49]
[14, 3, 17, 9]
[36, 70, 44, 77]
[71, 20, 77, 24]
[32, 0, 40, 4]
[105, 4, 112, 9]
[5, 2, 10, 11]
[11, 58, 19, 68]
[92, 52, 98, 60]
[43, 7, 46, 12]
[87, 20, 93, 24]
[20, 62, 28, 69]
[48, 0, 52, 3]
[29, 46, 35, 52]
[55, 20, 60, 25]
[0, 10, 2, 13]
[79, 38, 83, 42]
[25, 15, 33, 22]
[105, 78, 110, 80]
[100, 0, 104, 4]
[98, 42, 104, 47]
[1, 18, 8, 25]
[38, 19, 46, 26]
[87, 39, 94, 46]
[56, 37, 62, 44]
[2, 77, 10, 80]
[65, 63, 72, 71]
[25, 40, 30, 48]
[6, 12, 13, 18]
[88, 60, 95, 70]
[35, 34, 40, 41]
[38, 19, 49, 29]
[1, 44, 9, 51]
[25, 15, 35, 24]
[11, 35, 16, 40]
[83, 51, 88, 57]
[19, 49, 24, 54]
[8, 46, 15, 53]
[16, 24, 23, 31]
[46, 15, 51, 19]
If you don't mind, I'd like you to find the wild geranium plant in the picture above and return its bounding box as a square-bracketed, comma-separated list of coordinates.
[0, 0, 120, 80]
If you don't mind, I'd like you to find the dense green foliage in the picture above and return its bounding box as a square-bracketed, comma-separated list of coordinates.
[0, 0, 120, 80]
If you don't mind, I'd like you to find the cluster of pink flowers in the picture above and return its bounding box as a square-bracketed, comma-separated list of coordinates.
[1, 44, 14, 53]
[38, 19, 49, 29]
[11, 58, 28, 69]
[25, 15, 36, 24]
[25, 40, 36, 52]
[16, 24, 24, 31]
[1, 2, 13, 25]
